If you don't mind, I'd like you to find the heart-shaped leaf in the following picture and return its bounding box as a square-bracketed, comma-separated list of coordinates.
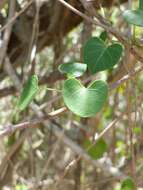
[62, 78, 108, 117]
[83, 37, 123, 74]
[58, 62, 87, 77]
[17, 75, 39, 111]
[123, 9, 143, 27]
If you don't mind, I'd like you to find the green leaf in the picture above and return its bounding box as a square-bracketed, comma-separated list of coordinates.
[100, 31, 108, 41]
[83, 37, 123, 74]
[58, 62, 87, 77]
[133, 126, 141, 134]
[123, 9, 143, 27]
[121, 178, 135, 190]
[83, 139, 107, 160]
[17, 75, 39, 111]
[123, 0, 143, 26]
[139, 0, 143, 10]
[62, 78, 108, 117]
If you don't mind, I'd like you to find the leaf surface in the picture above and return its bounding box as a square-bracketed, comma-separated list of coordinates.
[18, 75, 39, 111]
[83, 37, 123, 74]
[62, 78, 108, 117]
[123, 9, 143, 27]
[58, 62, 87, 77]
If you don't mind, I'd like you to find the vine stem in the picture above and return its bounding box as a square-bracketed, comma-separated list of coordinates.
[46, 87, 61, 92]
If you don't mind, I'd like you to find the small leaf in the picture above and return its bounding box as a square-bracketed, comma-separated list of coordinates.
[100, 31, 108, 41]
[17, 75, 39, 111]
[123, 9, 143, 27]
[83, 37, 123, 74]
[62, 78, 108, 117]
[58, 62, 87, 77]
[121, 178, 135, 190]
[83, 139, 107, 160]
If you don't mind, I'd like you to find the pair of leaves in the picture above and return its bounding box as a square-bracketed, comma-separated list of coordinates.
[123, 0, 143, 27]
[59, 37, 123, 76]
[18, 73, 107, 118]
[60, 36, 123, 117]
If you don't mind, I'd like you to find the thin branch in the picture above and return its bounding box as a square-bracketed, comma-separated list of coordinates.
[28, 0, 41, 74]
[4, 57, 22, 89]
[0, 72, 64, 99]
[51, 118, 126, 186]
[0, 62, 142, 99]
[58, 115, 122, 183]
[0, 0, 16, 67]
[0, 107, 67, 138]
[0, 109, 126, 179]
[0, 10, 128, 180]
[0, 0, 34, 33]
[0, 130, 28, 181]
[94, 117, 120, 142]
[109, 65, 143, 90]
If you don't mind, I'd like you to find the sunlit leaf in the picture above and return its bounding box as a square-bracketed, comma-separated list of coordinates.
[58, 62, 87, 77]
[62, 78, 108, 117]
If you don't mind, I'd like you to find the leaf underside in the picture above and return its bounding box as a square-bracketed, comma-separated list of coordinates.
[123, 9, 143, 27]
[18, 75, 39, 111]
[58, 62, 87, 77]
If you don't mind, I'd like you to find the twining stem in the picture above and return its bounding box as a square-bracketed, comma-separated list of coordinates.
[46, 87, 61, 92]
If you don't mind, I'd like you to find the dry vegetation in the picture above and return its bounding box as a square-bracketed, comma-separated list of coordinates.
[0, 0, 143, 190]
